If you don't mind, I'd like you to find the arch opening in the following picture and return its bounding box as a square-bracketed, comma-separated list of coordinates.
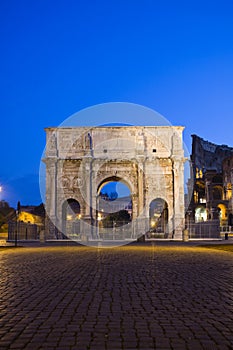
[62, 199, 81, 237]
[195, 206, 207, 222]
[97, 176, 132, 195]
[217, 203, 227, 225]
[148, 198, 168, 238]
[96, 179, 132, 239]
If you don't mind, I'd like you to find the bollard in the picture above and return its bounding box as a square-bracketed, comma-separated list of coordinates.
[40, 230, 45, 243]
[225, 233, 228, 240]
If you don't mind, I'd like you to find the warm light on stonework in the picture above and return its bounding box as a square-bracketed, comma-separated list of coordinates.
[150, 220, 156, 227]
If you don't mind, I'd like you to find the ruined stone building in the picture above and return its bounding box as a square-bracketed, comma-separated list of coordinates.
[188, 135, 233, 226]
[223, 156, 233, 225]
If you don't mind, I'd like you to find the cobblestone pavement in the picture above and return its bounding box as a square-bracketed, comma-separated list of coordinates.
[0, 244, 233, 349]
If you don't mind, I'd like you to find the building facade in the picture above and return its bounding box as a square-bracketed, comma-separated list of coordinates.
[223, 156, 233, 225]
[188, 135, 233, 226]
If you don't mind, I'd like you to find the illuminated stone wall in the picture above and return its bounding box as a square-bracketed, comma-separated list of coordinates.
[190, 135, 233, 225]
[223, 156, 233, 219]
[191, 134, 233, 174]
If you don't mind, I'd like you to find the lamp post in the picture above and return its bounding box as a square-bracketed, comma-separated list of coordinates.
[15, 210, 18, 247]
[15, 201, 21, 247]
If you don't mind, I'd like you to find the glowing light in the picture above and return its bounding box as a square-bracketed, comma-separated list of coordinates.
[66, 215, 73, 221]
[150, 220, 156, 227]
[195, 207, 207, 222]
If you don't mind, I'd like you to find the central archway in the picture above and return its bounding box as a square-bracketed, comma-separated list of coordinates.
[96, 177, 132, 240]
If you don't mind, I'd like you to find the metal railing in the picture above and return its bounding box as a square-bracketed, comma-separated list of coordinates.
[98, 221, 133, 240]
[8, 221, 41, 241]
[188, 220, 220, 239]
[220, 226, 233, 233]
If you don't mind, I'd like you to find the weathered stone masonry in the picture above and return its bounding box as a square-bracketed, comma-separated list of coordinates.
[43, 126, 186, 240]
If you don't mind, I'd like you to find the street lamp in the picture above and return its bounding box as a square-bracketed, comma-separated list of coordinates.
[15, 209, 18, 247]
[15, 201, 21, 247]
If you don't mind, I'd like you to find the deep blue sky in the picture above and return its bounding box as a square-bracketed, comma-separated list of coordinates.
[1, 0, 233, 207]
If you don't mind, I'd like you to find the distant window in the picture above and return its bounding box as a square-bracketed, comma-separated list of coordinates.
[152, 149, 156, 153]
[194, 191, 198, 203]
[200, 198, 206, 204]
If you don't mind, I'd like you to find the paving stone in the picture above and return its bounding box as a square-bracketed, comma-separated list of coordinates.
[1, 244, 233, 350]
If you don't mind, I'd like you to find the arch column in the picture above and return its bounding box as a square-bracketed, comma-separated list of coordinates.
[172, 158, 185, 239]
[44, 159, 58, 239]
[136, 157, 148, 235]
[81, 157, 95, 236]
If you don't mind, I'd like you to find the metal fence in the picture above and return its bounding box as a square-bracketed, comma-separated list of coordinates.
[188, 220, 220, 239]
[8, 221, 41, 241]
[98, 221, 133, 241]
[220, 226, 233, 233]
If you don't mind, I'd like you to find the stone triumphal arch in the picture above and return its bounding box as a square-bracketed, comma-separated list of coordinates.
[43, 126, 186, 241]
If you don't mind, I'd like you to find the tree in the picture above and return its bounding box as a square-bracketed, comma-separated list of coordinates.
[109, 191, 118, 201]
[100, 191, 118, 201]
[32, 203, 45, 217]
[0, 202, 15, 232]
[100, 191, 109, 200]
[17, 201, 21, 213]
[102, 210, 131, 228]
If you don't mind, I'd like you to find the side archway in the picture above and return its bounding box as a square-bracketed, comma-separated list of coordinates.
[149, 198, 168, 238]
[62, 199, 81, 237]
